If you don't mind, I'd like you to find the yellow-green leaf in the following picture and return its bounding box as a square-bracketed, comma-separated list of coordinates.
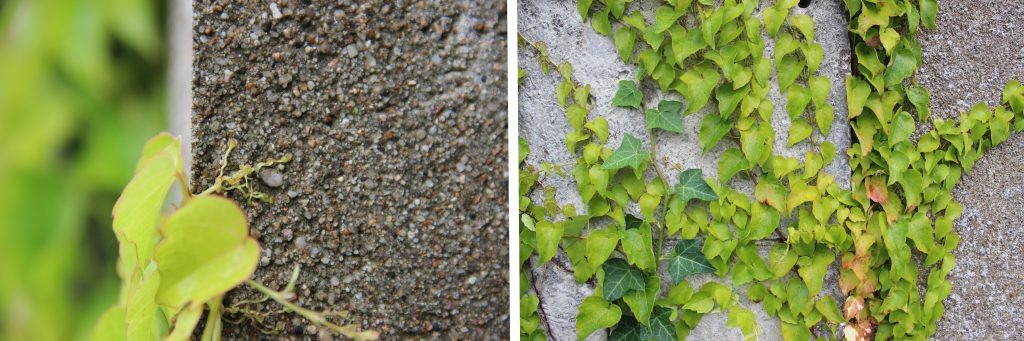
[154, 195, 260, 310]
[787, 118, 812, 147]
[577, 296, 623, 340]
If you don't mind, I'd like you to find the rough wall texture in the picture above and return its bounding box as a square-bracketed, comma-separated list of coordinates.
[518, 0, 851, 339]
[917, 1, 1024, 339]
[191, 0, 508, 339]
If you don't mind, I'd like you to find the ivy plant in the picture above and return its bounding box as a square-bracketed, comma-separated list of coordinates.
[90, 134, 378, 341]
[519, 0, 1024, 340]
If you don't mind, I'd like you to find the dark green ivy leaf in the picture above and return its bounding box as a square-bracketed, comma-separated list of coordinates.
[601, 258, 646, 301]
[648, 306, 677, 341]
[608, 316, 652, 341]
[601, 134, 650, 174]
[646, 100, 685, 133]
[667, 239, 715, 284]
[612, 80, 643, 109]
[674, 168, 718, 204]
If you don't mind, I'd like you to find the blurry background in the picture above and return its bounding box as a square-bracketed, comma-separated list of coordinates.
[0, 0, 180, 340]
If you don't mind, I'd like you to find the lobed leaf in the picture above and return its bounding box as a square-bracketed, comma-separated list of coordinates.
[154, 195, 260, 310]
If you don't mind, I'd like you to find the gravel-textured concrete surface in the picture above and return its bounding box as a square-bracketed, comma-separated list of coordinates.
[192, 1, 508, 339]
[918, 1, 1024, 339]
[519, 0, 851, 339]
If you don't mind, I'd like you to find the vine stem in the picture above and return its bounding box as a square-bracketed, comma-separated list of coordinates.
[528, 259, 559, 341]
[643, 100, 672, 260]
[243, 280, 379, 341]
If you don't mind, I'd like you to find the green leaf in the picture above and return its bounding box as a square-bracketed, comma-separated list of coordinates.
[134, 132, 181, 173]
[518, 137, 530, 164]
[675, 168, 719, 204]
[671, 27, 707, 64]
[165, 302, 203, 341]
[774, 34, 800, 66]
[614, 26, 638, 62]
[126, 268, 162, 340]
[781, 322, 810, 341]
[601, 134, 650, 174]
[727, 306, 758, 339]
[786, 84, 811, 119]
[647, 100, 685, 133]
[578, 0, 594, 20]
[755, 178, 787, 213]
[608, 316, 652, 341]
[577, 296, 623, 340]
[602, 258, 647, 301]
[907, 212, 934, 253]
[777, 55, 804, 92]
[762, 6, 788, 37]
[790, 15, 815, 41]
[652, 63, 676, 90]
[639, 49, 661, 76]
[114, 144, 182, 277]
[558, 80, 573, 108]
[787, 118, 812, 147]
[920, 0, 937, 30]
[90, 305, 127, 341]
[592, 8, 612, 35]
[586, 117, 610, 143]
[809, 76, 830, 108]
[884, 48, 917, 87]
[648, 306, 677, 341]
[587, 226, 620, 270]
[623, 276, 660, 325]
[900, 168, 924, 209]
[536, 220, 563, 265]
[769, 244, 798, 278]
[785, 278, 810, 314]
[802, 43, 825, 74]
[621, 222, 656, 272]
[698, 113, 731, 153]
[745, 202, 780, 241]
[612, 80, 643, 109]
[154, 195, 260, 310]
[654, 6, 682, 33]
[567, 104, 588, 130]
[821, 141, 836, 166]
[889, 111, 915, 146]
[681, 67, 721, 114]
[907, 85, 932, 121]
[846, 76, 871, 118]
[667, 239, 715, 283]
[797, 251, 834, 295]
[816, 104, 835, 134]
[754, 58, 772, 88]
[742, 124, 774, 167]
[718, 148, 750, 184]
[815, 296, 844, 323]
[879, 27, 900, 54]
[717, 83, 748, 117]
[1004, 80, 1024, 114]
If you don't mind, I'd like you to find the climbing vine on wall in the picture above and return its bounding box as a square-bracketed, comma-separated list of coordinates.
[518, 0, 1024, 340]
[90, 134, 378, 341]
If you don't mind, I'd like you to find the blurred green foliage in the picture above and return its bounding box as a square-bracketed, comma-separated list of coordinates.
[0, 0, 167, 340]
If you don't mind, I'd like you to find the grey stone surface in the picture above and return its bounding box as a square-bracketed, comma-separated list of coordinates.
[192, 1, 508, 338]
[519, 0, 852, 339]
[917, 1, 1024, 339]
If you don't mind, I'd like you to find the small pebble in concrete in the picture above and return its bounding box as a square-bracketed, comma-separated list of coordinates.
[258, 169, 284, 187]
